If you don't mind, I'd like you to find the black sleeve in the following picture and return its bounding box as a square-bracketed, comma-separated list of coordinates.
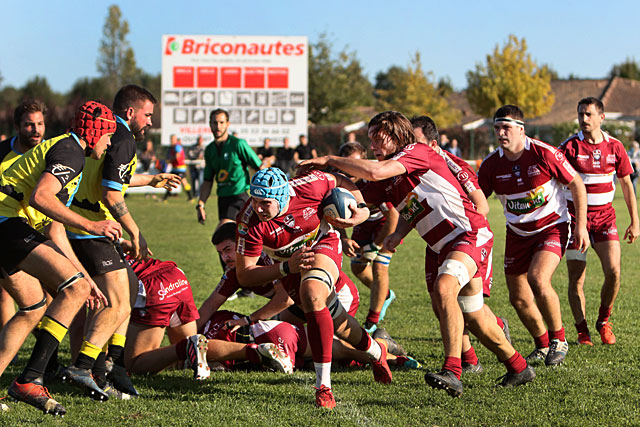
[44, 137, 85, 186]
[102, 123, 136, 188]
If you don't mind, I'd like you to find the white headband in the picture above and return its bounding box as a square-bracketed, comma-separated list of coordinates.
[494, 117, 524, 127]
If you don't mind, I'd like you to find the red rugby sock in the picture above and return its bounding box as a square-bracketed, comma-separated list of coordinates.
[534, 331, 549, 349]
[245, 344, 261, 364]
[575, 319, 589, 334]
[461, 347, 478, 365]
[549, 327, 565, 341]
[366, 310, 381, 324]
[442, 356, 462, 379]
[305, 308, 334, 364]
[503, 352, 527, 374]
[496, 317, 504, 329]
[597, 305, 612, 325]
[175, 338, 187, 361]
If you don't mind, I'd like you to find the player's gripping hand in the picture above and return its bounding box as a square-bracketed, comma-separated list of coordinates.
[383, 232, 402, 253]
[328, 205, 369, 229]
[297, 156, 330, 174]
[342, 238, 360, 258]
[289, 246, 315, 273]
[87, 220, 122, 241]
[224, 315, 252, 333]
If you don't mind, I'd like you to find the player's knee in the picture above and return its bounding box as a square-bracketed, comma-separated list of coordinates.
[509, 294, 529, 311]
[438, 259, 470, 288]
[458, 292, 484, 314]
[57, 273, 90, 299]
[17, 296, 48, 324]
[603, 266, 621, 283]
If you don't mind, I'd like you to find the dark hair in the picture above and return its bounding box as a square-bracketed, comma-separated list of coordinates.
[112, 85, 156, 118]
[211, 221, 236, 246]
[493, 105, 524, 122]
[368, 111, 415, 152]
[338, 141, 367, 158]
[210, 109, 229, 122]
[14, 98, 47, 126]
[577, 97, 604, 114]
[410, 115, 439, 143]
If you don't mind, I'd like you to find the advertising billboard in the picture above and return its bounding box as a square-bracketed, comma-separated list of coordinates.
[161, 35, 308, 147]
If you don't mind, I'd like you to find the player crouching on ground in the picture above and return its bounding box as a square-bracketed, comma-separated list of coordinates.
[121, 249, 291, 379]
[234, 167, 392, 409]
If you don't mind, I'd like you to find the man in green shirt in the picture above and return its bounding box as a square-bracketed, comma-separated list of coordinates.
[196, 109, 263, 226]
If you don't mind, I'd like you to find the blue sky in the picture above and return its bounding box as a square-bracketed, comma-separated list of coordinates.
[3, 0, 639, 93]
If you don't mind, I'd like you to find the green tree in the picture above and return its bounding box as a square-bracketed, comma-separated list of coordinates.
[375, 53, 460, 128]
[308, 34, 374, 124]
[466, 35, 555, 118]
[97, 4, 139, 93]
[610, 58, 640, 80]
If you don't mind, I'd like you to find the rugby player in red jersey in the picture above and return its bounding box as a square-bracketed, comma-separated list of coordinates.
[235, 167, 392, 409]
[300, 111, 533, 398]
[558, 97, 639, 346]
[478, 105, 589, 366]
[411, 115, 510, 374]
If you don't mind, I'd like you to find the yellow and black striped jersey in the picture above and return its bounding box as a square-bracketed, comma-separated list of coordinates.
[67, 118, 137, 237]
[0, 133, 84, 228]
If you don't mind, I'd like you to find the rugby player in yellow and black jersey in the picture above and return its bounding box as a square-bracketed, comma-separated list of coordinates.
[0, 101, 121, 417]
[63, 85, 180, 400]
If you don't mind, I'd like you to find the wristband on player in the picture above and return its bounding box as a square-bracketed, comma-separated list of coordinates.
[357, 202, 368, 209]
[279, 261, 290, 276]
[244, 315, 252, 325]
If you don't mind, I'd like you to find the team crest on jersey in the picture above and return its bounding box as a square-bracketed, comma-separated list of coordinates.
[592, 150, 601, 168]
[527, 165, 541, 177]
[217, 169, 229, 182]
[399, 191, 425, 224]
[481, 248, 487, 261]
[512, 165, 521, 178]
[51, 164, 76, 183]
[506, 186, 547, 214]
[283, 214, 295, 228]
[302, 207, 316, 220]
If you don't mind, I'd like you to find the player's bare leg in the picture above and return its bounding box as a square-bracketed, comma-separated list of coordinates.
[593, 240, 621, 344]
[84, 269, 131, 348]
[0, 272, 47, 376]
[528, 251, 563, 332]
[567, 259, 590, 344]
[0, 285, 16, 329]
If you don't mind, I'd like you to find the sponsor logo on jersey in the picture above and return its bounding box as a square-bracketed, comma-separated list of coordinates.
[554, 150, 565, 162]
[505, 186, 547, 214]
[157, 278, 189, 301]
[542, 239, 561, 248]
[237, 237, 246, 254]
[291, 172, 319, 187]
[118, 163, 129, 181]
[273, 227, 319, 258]
[497, 174, 512, 180]
[577, 154, 590, 161]
[399, 191, 425, 224]
[457, 170, 469, 182]
[217, 169, 229, 182]
[23, 233, 37, 244]
[238, 222, 248, 235]
[102, 260, 113, 267]
[51, 164, 76, 183]
[269, 226, 284, 236]
[302, 207, 316, 220]
[512, 165, 521, 178]
[527, 165, 541, 177]
[606, 154, 616, 164]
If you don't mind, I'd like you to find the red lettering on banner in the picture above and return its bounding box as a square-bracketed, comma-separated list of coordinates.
[173, 67, 194, 88]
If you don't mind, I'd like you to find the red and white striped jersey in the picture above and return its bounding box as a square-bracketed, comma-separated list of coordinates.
[440, 150, 480, 196]
[367, 143, 490, 253]
[559, 131, 633, 207]
[478, 137, 576, 237]
[236, 170, 335, 261]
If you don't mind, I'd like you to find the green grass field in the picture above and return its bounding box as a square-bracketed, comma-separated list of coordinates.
[3, 191, 640, 425]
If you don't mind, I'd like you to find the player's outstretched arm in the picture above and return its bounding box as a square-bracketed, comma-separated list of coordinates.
[130, 173, 181, 189]
[618, 175, 640, 243]
[31, 173, 121, 241]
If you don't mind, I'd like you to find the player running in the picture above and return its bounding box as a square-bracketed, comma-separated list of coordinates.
[235, 167, 392, 409]
[478, 104, 589, 366]
[558, 97, 639, 345]
[0, 101, 120, 416]
[300, 111, 534, 398]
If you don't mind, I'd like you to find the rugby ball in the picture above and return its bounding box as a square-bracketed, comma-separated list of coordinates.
[322, 188, 357, 220]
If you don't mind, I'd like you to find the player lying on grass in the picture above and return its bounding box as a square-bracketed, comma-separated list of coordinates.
[120, 250, 292, 378]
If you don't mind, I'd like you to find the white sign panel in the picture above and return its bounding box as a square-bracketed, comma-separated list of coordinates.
[161, 35, 308, 147]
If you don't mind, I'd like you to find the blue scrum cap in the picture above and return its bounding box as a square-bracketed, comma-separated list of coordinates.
[250, 167, 290, 215]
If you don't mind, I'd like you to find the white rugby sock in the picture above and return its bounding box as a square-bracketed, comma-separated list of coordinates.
[314, 362, 331, 388]
[366, 338, 382, 361]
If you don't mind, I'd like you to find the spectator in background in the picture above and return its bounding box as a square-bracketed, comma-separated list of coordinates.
[188, 136, 206, 197]
[276, 137, 296, 177]
[346, 132, 358, 144]
[164, 134, 193, 201]
[628, 141, 640, 194]
[445, 138, 461, 157]
[294, 134, 317, 162]
[439, 133, 450, 150]
[257, 138, 276, 167]
[139, 140, 156, 173]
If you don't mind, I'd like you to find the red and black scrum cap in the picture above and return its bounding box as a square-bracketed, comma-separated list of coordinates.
[72, 101, 117, 149]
